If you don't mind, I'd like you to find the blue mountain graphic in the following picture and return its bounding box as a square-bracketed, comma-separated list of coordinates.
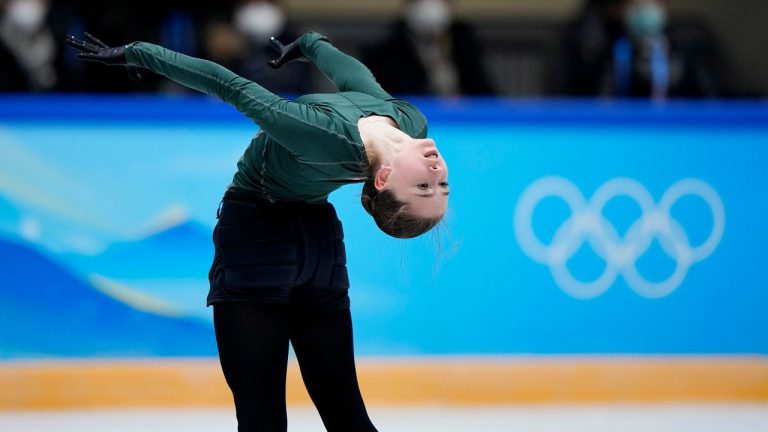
[0, 236, 217, 358]
[62, 220, 213, 279]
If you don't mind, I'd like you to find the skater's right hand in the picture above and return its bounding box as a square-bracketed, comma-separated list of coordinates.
[65, 32, 143, 81]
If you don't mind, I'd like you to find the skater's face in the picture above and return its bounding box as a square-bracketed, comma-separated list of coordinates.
[375, 138, 449, 220]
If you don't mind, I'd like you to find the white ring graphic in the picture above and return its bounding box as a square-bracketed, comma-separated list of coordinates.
[513, 177, 725, 299]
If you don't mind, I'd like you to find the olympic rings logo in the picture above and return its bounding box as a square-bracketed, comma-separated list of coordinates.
[513, 177, 725, 299]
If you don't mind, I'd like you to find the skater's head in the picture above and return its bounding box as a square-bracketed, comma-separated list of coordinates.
[361, 137, 448, 239]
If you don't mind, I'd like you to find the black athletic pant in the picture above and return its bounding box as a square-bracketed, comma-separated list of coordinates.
[214, 302, 378, 432]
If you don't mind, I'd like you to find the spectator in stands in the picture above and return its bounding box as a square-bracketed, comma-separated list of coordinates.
[0, 0, 57, 91]
[558, 0, 720, 99]
[362, 0, 494, 96]
[202, 0, 312, 95]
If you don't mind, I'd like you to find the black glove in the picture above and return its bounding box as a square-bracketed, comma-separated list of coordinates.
[65, 32, 142, 81]
[267, 37, 309, 69]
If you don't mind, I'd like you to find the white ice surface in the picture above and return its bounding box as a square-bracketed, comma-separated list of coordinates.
[1, 404, 767, 432]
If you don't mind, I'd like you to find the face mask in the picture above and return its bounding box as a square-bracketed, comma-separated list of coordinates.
[405, 0, 452, 37]
[234, 1, 286, 42]
[5, 0, 47, 33]
[624, 2, 666, 40]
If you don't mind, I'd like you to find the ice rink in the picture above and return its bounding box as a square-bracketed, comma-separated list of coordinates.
[2, 404, 767, 432]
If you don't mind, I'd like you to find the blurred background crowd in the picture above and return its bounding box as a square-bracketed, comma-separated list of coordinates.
[0, 0, 766, 99]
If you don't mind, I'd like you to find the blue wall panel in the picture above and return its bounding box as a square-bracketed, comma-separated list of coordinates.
[1, 96, 766, 358]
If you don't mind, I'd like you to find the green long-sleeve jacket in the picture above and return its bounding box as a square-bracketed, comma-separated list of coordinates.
[125, 32, 428, 204]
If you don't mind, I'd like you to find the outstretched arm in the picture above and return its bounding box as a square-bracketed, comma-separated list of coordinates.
[65, 33, 300, 128]
[297, 32, 393, 101]
[66, 34, 356, 159]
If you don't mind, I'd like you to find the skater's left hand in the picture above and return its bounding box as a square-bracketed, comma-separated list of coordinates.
[267, 37, 309, 69]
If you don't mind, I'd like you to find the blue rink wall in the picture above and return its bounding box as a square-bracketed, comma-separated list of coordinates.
[1, 95, 767, 359]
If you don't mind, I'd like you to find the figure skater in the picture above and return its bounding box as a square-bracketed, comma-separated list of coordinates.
[66, 30, 450, 432]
